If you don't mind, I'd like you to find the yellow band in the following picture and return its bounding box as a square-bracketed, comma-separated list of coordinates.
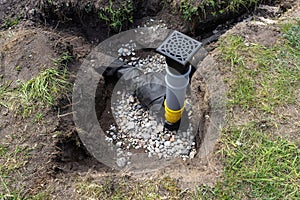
[164, 100, 185, 124]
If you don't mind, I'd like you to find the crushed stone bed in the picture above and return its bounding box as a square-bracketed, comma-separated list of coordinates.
[103, 40, 197, 166]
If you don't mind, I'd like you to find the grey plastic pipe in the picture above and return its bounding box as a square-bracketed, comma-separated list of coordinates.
[165, 65, 191, 111]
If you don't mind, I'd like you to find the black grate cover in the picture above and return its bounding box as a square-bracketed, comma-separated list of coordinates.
[157, 31, 202, 66]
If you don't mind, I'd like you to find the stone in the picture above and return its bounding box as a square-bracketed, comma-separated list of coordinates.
[158, 153, 163, 159]
[118, 48, 124, 55]
[117, 150, 124, 157]
[127, 122, 135, 130]
[175, 144, 184, 152]
[142, 132, 151, 140]
[179, 149, 189, 155]
[150, 120, 157, 127]
[163, 133, 170, 140]
[186, 132, 191, 138]
[147, 146, 152, 152]
[189, 150, 197, 159]
[170, 135, 175, 142]
[155, 141, 160, 147]
[145, 122, 152, 128]
[116, 141, 123, 148]
[164, 141, 171, 147]
[105, 137, 113, 143]
[156, 124, 164, 132]
[150, 134, 156, 140]
[149, 140, 155, 146]
[116, 157, 127, 168]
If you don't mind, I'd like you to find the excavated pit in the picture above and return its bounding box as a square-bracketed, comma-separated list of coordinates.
[95, 50, 205, 161]
[72, 28, 226, 172]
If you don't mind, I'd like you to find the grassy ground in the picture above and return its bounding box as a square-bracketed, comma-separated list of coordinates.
[196, 20, 300, 199]
[0, 142, 33, 199]
[221, 23, 300, 112]
[0, 54, 71, 199]
[0, 11, 299, 200]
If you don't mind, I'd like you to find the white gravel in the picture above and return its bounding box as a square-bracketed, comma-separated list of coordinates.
[105, 40, 197, 163]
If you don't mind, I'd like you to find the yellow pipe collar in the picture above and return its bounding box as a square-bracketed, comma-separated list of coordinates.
[164, 100, 185, 124]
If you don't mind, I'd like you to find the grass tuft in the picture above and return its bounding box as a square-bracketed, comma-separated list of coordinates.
[19, 68, 68, 106]
[98, 0, 133, 32]
[0, 53, 72, 117]
[15, 67, 69, 117]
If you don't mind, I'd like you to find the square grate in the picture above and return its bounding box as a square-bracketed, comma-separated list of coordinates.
[157, 31, 202, 66]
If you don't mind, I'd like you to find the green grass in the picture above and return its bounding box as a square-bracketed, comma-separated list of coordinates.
[0, 145, 30, 175]
[0, 82, 12, 108]
[52, 52, 73, 68]
[219, 22, 300, 112]
[180, 0, 262, 22]
[226, 0, 260, 12]
[0, 144, 31, 199]
[180, 0, 199, 22]
[99, 0, 133, 32]
[0, 130, 50, 199]
[218, 124, 298, 199]
[17, 67, 69, 116]
[0, 68, 69, 117]
[196, 123, 299, 199]
[19, 68, 68, 105]
[4, 17, 20, 29]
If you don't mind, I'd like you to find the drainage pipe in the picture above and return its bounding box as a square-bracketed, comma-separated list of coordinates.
[156, 31, 201, 130]
[164, 65, 191, 124]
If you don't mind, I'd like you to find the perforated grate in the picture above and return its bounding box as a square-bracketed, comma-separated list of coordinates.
[157, 31, 202, 66]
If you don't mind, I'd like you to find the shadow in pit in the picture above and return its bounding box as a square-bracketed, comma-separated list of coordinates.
[52, 130, 112, 174]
